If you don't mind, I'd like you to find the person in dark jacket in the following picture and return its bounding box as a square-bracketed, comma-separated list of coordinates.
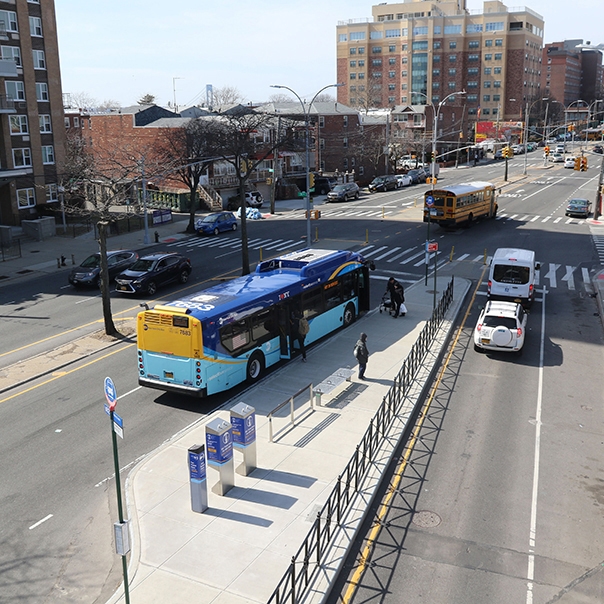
[290, 309, 307, 361]
[354, 332, 369, 380]
[387, 277, 405, 318]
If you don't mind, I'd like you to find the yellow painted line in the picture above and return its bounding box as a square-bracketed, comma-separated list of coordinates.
[0, 343, 135, 405]
[341, 268, 487, 603]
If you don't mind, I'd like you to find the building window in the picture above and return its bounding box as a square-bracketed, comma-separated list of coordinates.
[468, 108, 477, 115]
[413, 26, 428, 36]
[10, 114, 28, 134]
[494, 67, 502, 74]
[372, 58, 382, 66]
[485, 39, 493, 47]
[433, 41, 441, 49]
[483, 81, 491, 88]
[13, 148, 32, 167]
[350, 60, 356, 67]
[17, 188, 35, 208]
[32, 50, 46, 69]
[448, 81, 456, 89]
[495, 39, 503, 46]
[468, 54, 479, 62]
[319, 116, 325, 128]
[350, 32, 365, 41]
[389, 71, 395, 78]
[466, 24, 483, 33]
[449, 41, 457, 49]
[467, 81, 478, 88]
[39, 114, 52, 132]
[389, 57, 396, 65]
[350, 73, 357, 80]
[64, 117, 70, 128]
[385, 30, 400, 38]
[468, 68, 479, 75]
[444, 25, 461, 35]
[358, 60, 365, 66]
[494, 53, 502, 61]
[0, 11, 18, 32]
[493, 80, 501, 88]
[36, 82, 49, 101]
[493, 107, 499, 115]
[433, 55, 440, 62]
[319, 138, 325, 150]
[338, 34, 347, 43]
[358, 47, 365, 54]
[389, 45, 396, 52]
[449, 55, 457, 62]
[483, 108, 490, 115]
[432, 95, 440, 103]
[448, 68, 456, 76]
[401, 96, 407, 103]
[434, 26, 441, 34]
[372, 46, 382, 53]
[46, 183, 58, 202]
[493, 94, 501, 101]
[483, 95, 491, 102]
[358, 72, 365, 79]
[484, 67, 491, 75]
[401, 83, 407, 90]
[485, 22, 504, 32]
[372, 72, 382, 78]
[484, 54, 492, 61]
[432, 82, 440, 89]
[402, 57, 408, 64]
[350, 48, 357, 55]
[469, 40, 479, 49]
[413, 41, 428, 50]
[1, 45, 21, 65]
[401, 44, 407, 51]
[370, 31, 383, 40]
[5, 80, 25, 101]
[29, 16, 43, 37]
[467, 94, 478, 102]
[343, 158, 348, 169]
[388, 96, 395, 103]
[433, 69, 440, 76]
[388, 84, 395, 91]
[401, 70, 407, 77]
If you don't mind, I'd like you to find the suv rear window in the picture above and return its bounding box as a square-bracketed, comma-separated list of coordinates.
[483, 316, 517, 329]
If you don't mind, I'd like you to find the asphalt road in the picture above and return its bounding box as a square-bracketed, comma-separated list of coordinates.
[327, 157, 604, 603]
[1, 152, 603, 603]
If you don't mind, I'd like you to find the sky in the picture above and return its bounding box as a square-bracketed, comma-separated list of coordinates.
[54, 0, 603, 109]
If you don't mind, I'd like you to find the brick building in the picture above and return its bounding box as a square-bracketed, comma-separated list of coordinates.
[336, 0, 544, 125]
[0, 0, 66, 227]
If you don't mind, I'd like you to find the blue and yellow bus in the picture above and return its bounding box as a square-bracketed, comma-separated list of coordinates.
[136, 249, 370, 397]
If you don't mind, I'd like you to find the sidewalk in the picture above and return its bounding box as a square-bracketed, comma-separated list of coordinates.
[105, 275, 471, 604]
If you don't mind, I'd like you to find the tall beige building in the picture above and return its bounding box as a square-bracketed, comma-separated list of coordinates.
[336, 0, 544, 122]
[0, 0, 66, 227]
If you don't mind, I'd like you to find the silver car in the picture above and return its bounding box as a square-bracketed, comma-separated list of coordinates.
[326, 182, 360, 202]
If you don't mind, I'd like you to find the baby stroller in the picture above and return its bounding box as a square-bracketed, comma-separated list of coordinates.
[379, 291, 396, 316]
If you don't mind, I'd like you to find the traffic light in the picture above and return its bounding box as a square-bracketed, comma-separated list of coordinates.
[503, 146, 512, 158]
[580, 156, 588, 171]
[431, 151, 436, 162]
[568, 124, 575, 133]
[309, 172, 315, 191]
[574, 157, 581, 170]
[544, 146, 550, 155]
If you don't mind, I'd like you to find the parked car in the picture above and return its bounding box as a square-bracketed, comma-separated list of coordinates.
[226, 191, 263, 210]
[473, 300, 527, 354]
[564, 157, 576, 169]
[196, 212, 238, 235]
[593, 144, 603, 154]
[326, 182, 360, 202]
[494, 149, 504, 160]
[565, 198, 591, 218]
[368, 175, 398, 192]
[115, 252, 192, 296]
[68, 250, 139, 288]
[312, 175, 333, 195]
[406, 168, 427, 184]
[395, 173, 413, 188]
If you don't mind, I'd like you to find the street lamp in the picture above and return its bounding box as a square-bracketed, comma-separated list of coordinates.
[565, 99, 587, 153]
[587, 99, 602, 137]
[522, 97, 548, 175]
[412, 89, 466, 287]
[270, 83, 342, 248]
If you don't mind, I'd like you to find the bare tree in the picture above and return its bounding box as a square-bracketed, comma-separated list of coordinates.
[211, 86, 245, 108]
[351, 84, 383, 115]
[202, 109, 295, 274]
[67, 91, 97, 109]
[98, 99, 121, 111]
[155, 118, 217, 233]
[138, 93, 156, 105]
[268, 93, 293, 103]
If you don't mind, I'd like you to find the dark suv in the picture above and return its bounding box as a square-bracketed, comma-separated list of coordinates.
[368, 175, 398, 192]
[68, 250, 138, 288]
[115, 252, 192, 295]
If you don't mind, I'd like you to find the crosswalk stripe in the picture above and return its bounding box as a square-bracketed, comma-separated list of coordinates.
[250, 238, 275, 249]
[387, 247, 416, 262]
[473, 254, 483, 263]
[520, 215, 530, 221]
[565, 218, 574, 224]
[414, 251, 440, 267]
[457, 253, 470, 261]
[276, 240, 305, 251]
[362, 245, 388, 258]
[545, 263, 561, 288]
[542, 216, 551, 222]
[553, 217, 562, 223]
[582, 267, 590, 283]
[508, 214, 518, 220]
[262, 239, 287, 250]
[401, 251, 424, 264]
[374, 247, 401, 261]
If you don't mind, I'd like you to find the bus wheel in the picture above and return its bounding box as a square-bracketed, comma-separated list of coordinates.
[246, 352, 265, 383]
[343, 303, 356, 327]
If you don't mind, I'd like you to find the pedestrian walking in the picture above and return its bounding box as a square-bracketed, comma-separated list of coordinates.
[353, 332, 369, 380]
[387, 277, 405, 317]
[290, 308, 308, 361]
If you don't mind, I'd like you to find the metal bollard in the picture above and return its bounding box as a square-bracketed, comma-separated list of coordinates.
[71, 254, 75, 265]
[449, 246, 455, 262]
[57, 257, 61, 268]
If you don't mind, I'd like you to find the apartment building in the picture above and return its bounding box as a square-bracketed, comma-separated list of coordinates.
[0, 0, 66, 227]
[336, 0, 544, 124]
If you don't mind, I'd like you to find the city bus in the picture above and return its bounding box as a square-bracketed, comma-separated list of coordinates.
[423, 181, 498, 228]
[136, 249, 371, 397]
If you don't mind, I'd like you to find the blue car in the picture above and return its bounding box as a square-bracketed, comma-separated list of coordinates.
[196, 212, 238, 235]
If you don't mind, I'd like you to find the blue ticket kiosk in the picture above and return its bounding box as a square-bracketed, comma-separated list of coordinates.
[205, 418, 234, 496]
[230, 402, 257, 475]
[188, 444, 208, 513]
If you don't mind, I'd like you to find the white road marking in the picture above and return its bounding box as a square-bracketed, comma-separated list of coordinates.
[362, 245, 388, 258]
[553, 217, 562, 223]
[374, 247, 401, 261]
[400, 251, 425, 264]
[530, 216, 540, 222]
[544, 263, 560, 288]
[561, 265, 575, 290]
[29, 514, 53, 530]
[582, 267, 590, 284]
[456, 253, 470, 261]
[387, 247, 416, 262]
[541, 216, 551, 223]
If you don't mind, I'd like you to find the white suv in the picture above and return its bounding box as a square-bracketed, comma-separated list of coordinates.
[473, 300, 527, 354]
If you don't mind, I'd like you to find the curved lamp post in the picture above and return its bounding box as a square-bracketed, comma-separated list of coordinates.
[521, 97, 548, 175]
[270, 83, 342, 247]
[565, 99, 587, 153]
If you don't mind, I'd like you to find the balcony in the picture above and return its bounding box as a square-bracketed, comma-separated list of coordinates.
[0, 95, 15, 113]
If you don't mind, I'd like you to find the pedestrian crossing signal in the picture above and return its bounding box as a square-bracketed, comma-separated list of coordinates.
[574, 157, 581, 170]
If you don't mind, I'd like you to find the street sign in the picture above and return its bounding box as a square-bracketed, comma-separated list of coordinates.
[104, 376, 117, 411]
[426, 195, 435, 207]
[426, 241, 438, 253]
[112, 412, 124, 439]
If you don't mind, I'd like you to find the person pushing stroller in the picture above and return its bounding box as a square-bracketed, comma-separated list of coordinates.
[387, 277, 405, 318]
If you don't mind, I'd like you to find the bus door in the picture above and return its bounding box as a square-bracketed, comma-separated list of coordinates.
[359, 267, 370, 312]
[276, 303, 290, 357]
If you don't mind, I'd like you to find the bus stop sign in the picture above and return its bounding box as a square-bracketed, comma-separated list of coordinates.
[104, 376, 117, 411]
[426, 195, 435, 207]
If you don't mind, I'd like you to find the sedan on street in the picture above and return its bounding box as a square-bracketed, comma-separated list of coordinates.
[396, 174, 413, 188]
[196, 212, 238, 235]
[368, 175, 398, 192]
[406, 168, 428, 184]
[326, 182, 360, 202]
[115, 252, 192, 295]
[68, 250, 138, 288]
[564, 157, 576, 168]
[565, 198, 591, 218]
[550, 152, 564, 163]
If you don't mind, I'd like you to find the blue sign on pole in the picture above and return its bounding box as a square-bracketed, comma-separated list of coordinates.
[104, 376, 117, 410]
[426, 195, 435, 207]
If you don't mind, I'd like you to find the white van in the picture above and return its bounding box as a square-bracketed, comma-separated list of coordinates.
[488, 248, 540, 306]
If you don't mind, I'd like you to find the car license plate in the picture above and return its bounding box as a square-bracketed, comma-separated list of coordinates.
[117, 284, 128, 291]
[481, 338, 491, 344]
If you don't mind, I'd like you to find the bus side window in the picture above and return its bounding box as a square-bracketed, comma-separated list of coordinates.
[251, 308, 278, 344]
[342, 272, 357, 302]
[302, 288, 323, 319]
[324, 280, 342, 311]
[220, 319, 250, 355]
[447, 197, 453, 207]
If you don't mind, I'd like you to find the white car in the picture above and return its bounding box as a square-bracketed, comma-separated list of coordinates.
[473, 300, 527, 354]
[564, 157, 576, 169]
[550, 152, 564, 163]
[396, 174, 413, 188]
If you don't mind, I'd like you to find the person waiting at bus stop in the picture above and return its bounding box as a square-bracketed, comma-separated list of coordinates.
[387, 277, 405, 318]
[290, 308, 307, 362]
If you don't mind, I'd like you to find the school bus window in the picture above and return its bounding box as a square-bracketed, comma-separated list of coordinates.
[447, 197, 453, 207]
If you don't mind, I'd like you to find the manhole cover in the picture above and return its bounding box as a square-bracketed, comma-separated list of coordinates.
[412, 510, 441, 528]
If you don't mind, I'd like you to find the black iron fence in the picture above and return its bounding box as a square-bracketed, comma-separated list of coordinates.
[268, 277, 455, 604]
[0, 239, 22, 262]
